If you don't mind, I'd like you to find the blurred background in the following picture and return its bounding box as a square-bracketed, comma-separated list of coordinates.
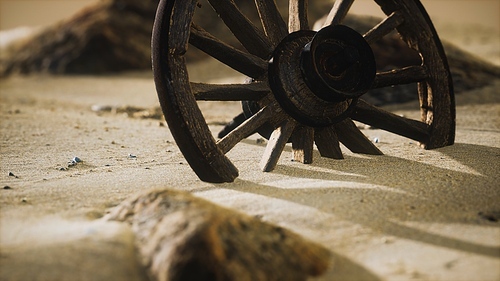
[1, 0, 498, 65]
[0, 0, 498, 78]
[1, 0, 498, 105]
[1, 0, 498, 31]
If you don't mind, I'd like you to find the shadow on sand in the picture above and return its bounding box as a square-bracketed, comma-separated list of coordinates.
[211, 142, 499, 280]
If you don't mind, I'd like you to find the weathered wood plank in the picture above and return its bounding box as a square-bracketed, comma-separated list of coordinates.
[217, 105, 273, 154]
[288, 0, 309, 32]
[314, 126, 344, 159]
[372, 65, 428, 88]
[363, 11, 404, 44]
[255, 0, 288, 47]
[323, 0, 355, 27]
[208, 0, 273, 58]
[333, 118, 383, 155]
[418, 81, 430, 123]
[191, 82, 269, 101]
[260, 119, 297, 172]
[153, 0, 239, 183]
[375, 0, 455, 149]
[352, 99, 430, 143]
[189, 24, 268, 78]
[292, 126, 314, 164]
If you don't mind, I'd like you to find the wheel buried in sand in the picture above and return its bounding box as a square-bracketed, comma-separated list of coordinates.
[152, 0, 455, 183]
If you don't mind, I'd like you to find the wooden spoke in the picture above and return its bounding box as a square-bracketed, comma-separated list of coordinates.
[372, 65, 428, 88]
[418, 81, 430, 123]
[323, 0, 355, 27]
[189, 24, 267, 79]
[333, 118, 383, 155]
[352, 99, 430, 143]
[292, 126, 314, 164]
[314, 126, 344, 159]
[255, 0, 288, 47]
[288, 0, 309, 32]
[217, 106, 273, 154]
[191, 82, 270, 101]
[363, 11, 404, 44]
[260, 119, 297, 172]
[207, 0, 273, 59]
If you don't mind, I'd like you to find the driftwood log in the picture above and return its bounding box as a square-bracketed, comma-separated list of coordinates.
[0, 0, 159, 75]
[105, 189, 330, 281]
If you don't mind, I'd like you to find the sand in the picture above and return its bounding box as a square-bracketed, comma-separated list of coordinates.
[0, 69, 499, 280]
[1, 15, 500, 281]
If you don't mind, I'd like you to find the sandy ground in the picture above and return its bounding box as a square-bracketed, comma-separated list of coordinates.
[0, 67, 499, 280]
[1, 12, 500, 280]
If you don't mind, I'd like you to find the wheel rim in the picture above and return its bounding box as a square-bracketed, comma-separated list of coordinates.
[152, 0, 455, 183]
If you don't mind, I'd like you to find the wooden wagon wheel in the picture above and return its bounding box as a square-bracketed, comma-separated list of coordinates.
[152, 0, 455, 183]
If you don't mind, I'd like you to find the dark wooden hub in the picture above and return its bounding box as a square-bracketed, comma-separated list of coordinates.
[301, 25, 376, 102]
[268, 26, 376, 127]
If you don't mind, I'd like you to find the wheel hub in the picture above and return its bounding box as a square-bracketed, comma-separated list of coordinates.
[268, 25, 376, 127]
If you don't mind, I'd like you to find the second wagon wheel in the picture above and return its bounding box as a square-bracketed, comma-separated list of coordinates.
[152, 0, 455, 183]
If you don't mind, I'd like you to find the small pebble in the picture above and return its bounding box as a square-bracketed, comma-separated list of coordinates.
[73, 157, 82, 163]
[128, 153, 137, 159]
[21, 197, 28, 203]
[8, 172, 18, 178]
[3, 186, 11, 190]
[381, 237, 394, 244]
[91, 104, 113, 112]
[373, 137, 379, 143]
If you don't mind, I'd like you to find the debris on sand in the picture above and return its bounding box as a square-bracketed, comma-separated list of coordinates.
[91, 104, 163, 120]
[107, 189, 330, 281]
[68, 156, 83, 167]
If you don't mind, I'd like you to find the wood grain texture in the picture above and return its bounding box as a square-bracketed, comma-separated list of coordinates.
[106, 189, 330, 281]
[333, 118, 383, 155]
[208, 0, 273, 58]
[189, 24, 268, 78]
[288, 0, 309, 32]
[153, 0, 238, 182]
[292, 126, 314, 164]
[314, 126, 344, 159]
[260, 119, 297, 172]
[217, 105, 273, 154]
[191, 82, 269, 101]
[323, 0, 355, 27]
[363, 11, 404, 44]
[255, 0, 288, 47]
[375, 0, 455, 149]
[373, 65, 428, 88]
[352, 99, 430, 143]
